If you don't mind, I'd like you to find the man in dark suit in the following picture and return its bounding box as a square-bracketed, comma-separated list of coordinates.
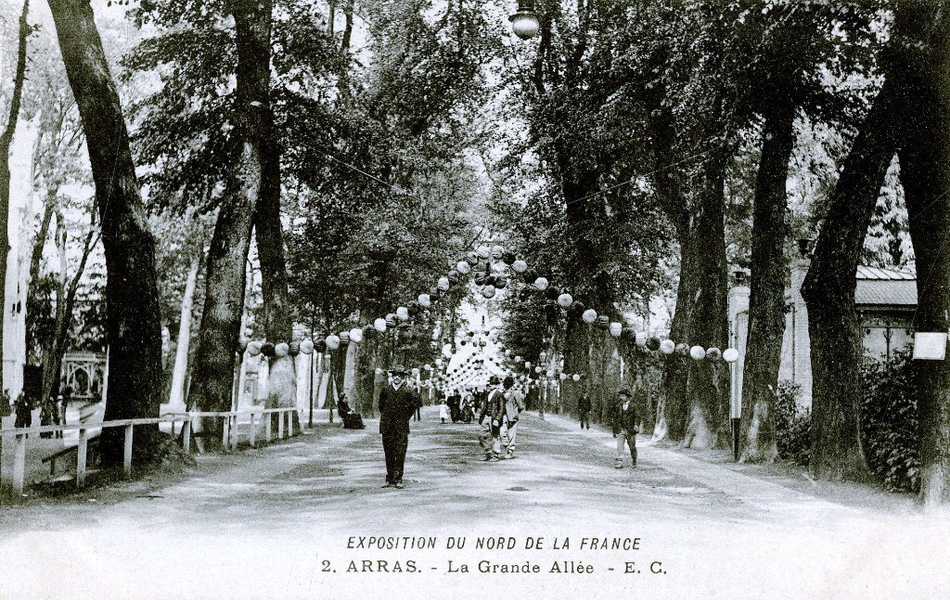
[378, 365, 421, 489]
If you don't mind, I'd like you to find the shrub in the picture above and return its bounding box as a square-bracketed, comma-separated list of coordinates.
[860, 349, 920, 493]
[774, 380, 811, 467]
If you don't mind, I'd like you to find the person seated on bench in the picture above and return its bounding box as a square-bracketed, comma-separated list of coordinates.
[337, 395, 351, 418]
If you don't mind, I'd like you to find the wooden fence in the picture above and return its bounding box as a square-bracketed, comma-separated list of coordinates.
[0, 407, 299, 497]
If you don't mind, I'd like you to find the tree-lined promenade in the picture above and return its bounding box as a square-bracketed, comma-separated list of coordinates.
[2, 1, 949, 507]
[0, 410, 943, 599]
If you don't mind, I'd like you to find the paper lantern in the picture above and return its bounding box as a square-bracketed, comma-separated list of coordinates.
[385, 313, 397, 327]
[582, 309, 598, 324]
[533, 276, 549, 291]
[723, 348, 740, 363]
[481, 285, 496, 298]
[476, 245, 491, 259]
[610, 322, 623, 337]
[511, 259, 527, 273]
[349, 328, 364, 343]
[396, 306, 409, 321]
[457, 261, 471, 275]
[706, 347, 722, 361]
[339, 331, 350, 344]
[689, 345, 706, 360]
[557, 293, 573, 308]
[502, 251, 516, 265]
[572, 373, 581, 382]
[675, 343, 689, 355]
[437, 277, 450, 291]
[247, 341, 262, 356]
[447, 271, 460, 285]
[597, 315, 610, 329]
[274, 342, 289, 357]
[635, 332, 648, 347]
[490, 245, 504, 259]
[238, 336, 249, 352]
[646, 336, 661, 351]
[494, 276, 508, 289]
[466, 251, 479, 265]
[559, 373, 567, 380]
[325, 335, 340, 350]
[418, 293, 431, 308]
[300, 340, 315, 355]
[659, 339, 675, 354]
[374, 318, 387, 332]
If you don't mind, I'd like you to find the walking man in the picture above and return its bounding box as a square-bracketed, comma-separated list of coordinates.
[578, 393, 591, 430]
[379, 365, 421, 488]
[501, 376, 525, 459]
[478, 376, 505, 461]
[611, 388, 639, 469]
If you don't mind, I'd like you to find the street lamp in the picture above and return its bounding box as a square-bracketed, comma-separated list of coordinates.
[509, 0, 540, 40]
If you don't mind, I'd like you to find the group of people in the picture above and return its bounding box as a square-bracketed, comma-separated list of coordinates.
[376, 362, 644, 489]
[2, 387, 72, 438]
[477, 375, 525, 462]
[439, 389, 476, 424]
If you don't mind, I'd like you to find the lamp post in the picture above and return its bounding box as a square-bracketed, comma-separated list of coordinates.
[509, 0, 540, 40]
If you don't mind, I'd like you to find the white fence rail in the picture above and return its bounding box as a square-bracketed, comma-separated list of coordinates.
[0, 408, 299, 497]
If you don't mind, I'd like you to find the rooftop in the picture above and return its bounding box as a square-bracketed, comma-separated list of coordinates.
[855, 266, 917, 307]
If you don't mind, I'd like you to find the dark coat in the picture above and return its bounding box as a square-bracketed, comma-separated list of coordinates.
[478, 388, 505, 424]
[578, 395, 592, 414]
[611, 396, 639, 436]
[378, 383, 420, 435]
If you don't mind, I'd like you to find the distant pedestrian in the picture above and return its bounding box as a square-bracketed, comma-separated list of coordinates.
[411, 368, 422, 421]
[500, 376, 525, 459]
[578, 393, 591, 430]
[611, 388, 639, 469]
[378, 365, 422, 489]
[439, 399, 449, 424]
[478, 376, 505, 461]
[14, 391, 32, 429]
[0, 389, 11, 418]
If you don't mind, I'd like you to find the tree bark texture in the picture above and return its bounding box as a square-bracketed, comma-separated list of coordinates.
[890, 4, 950, 507]
[800, 78, 904, 482]
[740, 101, 796, 463]
[48, 0, 165, 466]
[255, 103, 298, 432]
[190, 0, 273, 448]
[0, 0, 30, 391]
[681, 152, 731, 450]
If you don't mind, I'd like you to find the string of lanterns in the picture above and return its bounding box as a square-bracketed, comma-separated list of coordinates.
[238, 239, 741, 375]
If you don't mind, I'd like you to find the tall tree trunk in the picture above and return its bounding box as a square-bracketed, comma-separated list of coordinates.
[0, 0, 30, 391]
[47, 0, 164, 466]
[190, 0, 273, 448]
[255, 118, 298, 432]
[891, 5, 950, 507]
[168, 252, 200, 409]
[800, 77, 903, 482]
[740, 101, 796, 462]
[681, 151, 731, 449]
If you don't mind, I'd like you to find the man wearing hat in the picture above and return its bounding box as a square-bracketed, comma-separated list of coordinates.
[477, 375, 505, 461]
[611, 387, 640, 469]
[379, 365, 422, 488]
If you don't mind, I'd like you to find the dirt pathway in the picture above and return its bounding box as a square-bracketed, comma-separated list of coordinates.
[1, 407, 947, 600]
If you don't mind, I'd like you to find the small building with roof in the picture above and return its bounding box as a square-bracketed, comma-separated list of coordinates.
[728, 259, 917, 409]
